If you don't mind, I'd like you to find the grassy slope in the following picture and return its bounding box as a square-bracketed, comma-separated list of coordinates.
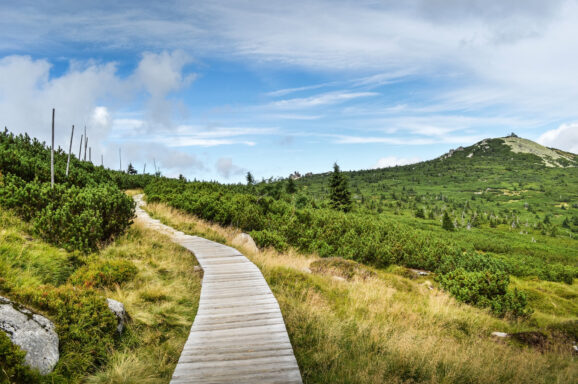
[0, 204, 201, 383]
[144, 201, 578, 384]
[295, 137, 578, 275]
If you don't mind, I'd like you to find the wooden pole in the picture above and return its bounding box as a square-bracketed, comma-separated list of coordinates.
[66, 125, 74, 177]
[89, 147, 91, 163]
[119, 148, 122, 171]
[101, 154, 104, 167]
[143, 163, 146, 174]
[84, 131, 88, 161]
[50, 108, 55, 189]
[153, 158, 157, 175]
[78, 134, 83, 159]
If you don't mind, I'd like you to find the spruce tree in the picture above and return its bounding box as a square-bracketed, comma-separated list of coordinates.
[329, 163, 352, 212]
[127, 163, 137, 175]
[442, 211, 454, 231]
[246, 171, 255, 185]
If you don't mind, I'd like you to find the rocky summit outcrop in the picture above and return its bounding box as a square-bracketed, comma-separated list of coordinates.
[0, 296, 59, 374]
[106, 298, 128, 334]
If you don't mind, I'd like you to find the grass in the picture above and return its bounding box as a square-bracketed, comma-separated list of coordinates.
[0, 205, 202, 383]
[144, 200, 578, 384]
[83, 219, 202, 383]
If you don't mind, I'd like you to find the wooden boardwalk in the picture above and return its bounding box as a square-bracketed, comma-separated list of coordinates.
[134, 196, 303, 384]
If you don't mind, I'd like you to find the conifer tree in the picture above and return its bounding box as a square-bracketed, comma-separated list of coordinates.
[329, 163, 352, 212]
[442, 211, 454, 231]
[127, 163, 137, 175]
[246, 171, 255, 185]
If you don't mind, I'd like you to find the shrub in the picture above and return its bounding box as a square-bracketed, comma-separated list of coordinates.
[436, 269, 531, 318]
[0, 332, 43, 383]
[5, 285, 118, 379]
[250, 229, 288, 252]
[0, 176, 134, 253]
[68, 259, 138, 288]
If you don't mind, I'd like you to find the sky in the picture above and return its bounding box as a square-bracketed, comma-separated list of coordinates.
[0, 0, 577, 183]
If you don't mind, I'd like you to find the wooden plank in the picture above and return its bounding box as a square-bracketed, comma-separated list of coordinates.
[133, 195, 302, 384]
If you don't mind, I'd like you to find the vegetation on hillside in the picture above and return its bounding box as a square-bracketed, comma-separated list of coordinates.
[0, 129, 160, 252]
[0, 129, 201, 382]
[144, 201, 578, 384]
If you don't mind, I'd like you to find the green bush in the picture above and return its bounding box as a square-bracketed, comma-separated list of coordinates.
[0, 176, 134, 253]
[436, 269, 531, 318]
[68, 259, 138, 288]
[250, 229, 288, 252]
[0, 332, 43, 384]
[5, 285, 118, 379]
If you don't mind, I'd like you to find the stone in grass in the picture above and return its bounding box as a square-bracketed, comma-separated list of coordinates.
[491, 331, 509, 338]
[0, 296, 59, 374]
[106, 298, 128, 334]
[232, 233, 259, 254]
[511, 331, 549, 351]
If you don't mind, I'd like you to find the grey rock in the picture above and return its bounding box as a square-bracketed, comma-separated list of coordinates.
[0, 296, 59, 374]
[232, 233, 259, 254]
[106, 298, 127, 334]
[491, 331, 509, 338]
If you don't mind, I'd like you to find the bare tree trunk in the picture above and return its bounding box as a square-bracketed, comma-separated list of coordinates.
[66, 125, 74, 177]
[78, 134, 83, 159]
[84, 130, 88, 161]
[51, 108, 55, 189]
[119, 148, 122, 171]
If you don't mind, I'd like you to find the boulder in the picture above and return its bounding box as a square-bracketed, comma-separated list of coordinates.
[0, 296, 59, 374]
[491, 331, 509, 338]
[106, 298, 128, 334]
[232, 233, 259, 254]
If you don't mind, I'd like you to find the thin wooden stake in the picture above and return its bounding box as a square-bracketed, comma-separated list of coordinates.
[153, 158, 157, 175]
[89, 147, 91, 163]
[84, 131, 88, 161]
[50, 108, 55, 189]
[101, 154, 103, 167]
[143, 162, 146, 174]
[119, 148, 122, 171]
[66, 125, 74, 177]
[78, 134, 83, 159]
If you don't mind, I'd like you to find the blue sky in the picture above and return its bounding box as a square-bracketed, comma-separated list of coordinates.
[1, 0, 577, 182]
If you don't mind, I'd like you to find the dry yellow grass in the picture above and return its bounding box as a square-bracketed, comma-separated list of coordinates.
[144, 201, 577, 384]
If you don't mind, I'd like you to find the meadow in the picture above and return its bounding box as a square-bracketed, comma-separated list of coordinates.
[1, 131, 576, 382]
[144, 200, 577, 384]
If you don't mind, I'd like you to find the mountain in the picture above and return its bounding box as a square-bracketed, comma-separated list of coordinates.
[437, 135, 577, 168]
[295, 135, 578, 238]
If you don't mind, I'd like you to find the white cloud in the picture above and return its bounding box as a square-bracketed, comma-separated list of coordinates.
[110, 141, 205, 178]
[0, 53, 196, 156]
[270, 91, 378, 109]
[537, 123, 578, 154]
[216, 157, 245, 179]
[0, 55, 120, 152]
[373, 156, 421, 169]
[333, 134, 484, 146]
